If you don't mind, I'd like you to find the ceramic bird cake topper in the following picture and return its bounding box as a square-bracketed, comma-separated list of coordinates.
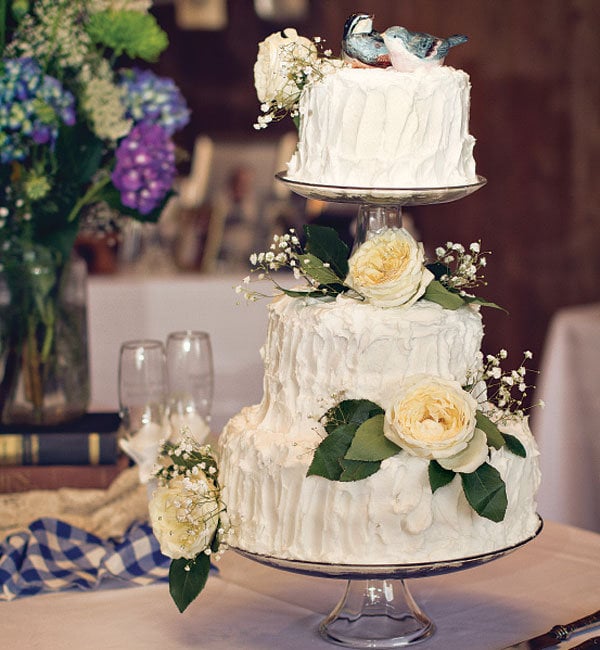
[342, 13, 467, 72]
[341, 13, 391, 68]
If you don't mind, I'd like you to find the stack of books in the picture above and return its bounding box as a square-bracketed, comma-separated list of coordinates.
[0, 413, 128, 493]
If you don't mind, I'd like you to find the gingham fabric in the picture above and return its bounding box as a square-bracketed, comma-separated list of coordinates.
[0, 518, 170, 600]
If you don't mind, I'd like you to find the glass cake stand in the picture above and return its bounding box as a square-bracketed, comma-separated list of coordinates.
[233, 517, 543, 649]
[275, 173, 487, 246]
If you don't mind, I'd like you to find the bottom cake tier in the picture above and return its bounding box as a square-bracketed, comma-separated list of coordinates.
[219, 407, 541, 565]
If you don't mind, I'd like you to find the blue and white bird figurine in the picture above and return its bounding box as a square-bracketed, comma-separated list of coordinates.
[382, 26, 468, 72]
[341, 13, 391, 68]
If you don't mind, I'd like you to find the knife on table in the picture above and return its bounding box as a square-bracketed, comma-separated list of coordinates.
[501, 610, 600, 649]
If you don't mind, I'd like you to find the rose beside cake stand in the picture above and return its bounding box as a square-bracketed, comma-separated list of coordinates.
[234, 518, 542, 649]
[233, 173, 538, 649]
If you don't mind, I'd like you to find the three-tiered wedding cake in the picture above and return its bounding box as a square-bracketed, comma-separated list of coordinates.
[220, 15, 540, 565]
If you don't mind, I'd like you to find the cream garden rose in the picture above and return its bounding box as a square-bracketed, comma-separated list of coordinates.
[345, 228, 434, 308]
[383, 374, 488, 473]
[254, 28, 317, 107]
[149, 471, 220, 560]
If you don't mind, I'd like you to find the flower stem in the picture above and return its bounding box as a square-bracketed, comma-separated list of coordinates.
[66, 175, 110, 222]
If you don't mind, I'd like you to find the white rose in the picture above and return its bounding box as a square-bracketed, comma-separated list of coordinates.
[149, 472, 220, 560]
[384, 375, 486, 472]
[345, 228, 434, 308]
[254, 28, 317, 106]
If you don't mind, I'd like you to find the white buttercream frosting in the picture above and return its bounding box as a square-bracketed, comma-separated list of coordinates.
[286, 66, 477, 188]
[218, 295, 541, 564]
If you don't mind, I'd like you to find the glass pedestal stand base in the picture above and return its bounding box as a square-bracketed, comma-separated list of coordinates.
[274, 172, 488, 249]
[233, 518, 542, 649]
[320, 578, 434, 648]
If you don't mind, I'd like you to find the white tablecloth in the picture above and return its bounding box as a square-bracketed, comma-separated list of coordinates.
[531, 303, 600, 532]
[87, 273, 269, 432]
[2, 521, 600, 649]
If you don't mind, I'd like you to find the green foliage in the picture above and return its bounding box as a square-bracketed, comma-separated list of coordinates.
[502, 433, 526, 457]
[307, 400, 390, 482]
[169, 553, 211, 613]
[423, 278, 505, 312]
[304, 224, 350, 279]
[423, 280, 467, 310]
[86, 10, 168, 61]
[461, 463, 508, 522]
[345, 414, 401, 461]
[475, 410, 506, 449]
[428, 460, 456, 492]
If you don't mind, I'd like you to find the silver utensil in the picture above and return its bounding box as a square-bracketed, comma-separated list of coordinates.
[501, 610, 600, 649]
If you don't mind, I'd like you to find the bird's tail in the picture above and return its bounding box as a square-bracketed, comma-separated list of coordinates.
[447, 34, 469, 49]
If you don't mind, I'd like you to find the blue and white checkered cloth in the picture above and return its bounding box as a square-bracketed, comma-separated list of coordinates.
[0, 518, 171, 600]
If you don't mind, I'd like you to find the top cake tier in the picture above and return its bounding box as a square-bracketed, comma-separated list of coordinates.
[286, 66, 477, 189]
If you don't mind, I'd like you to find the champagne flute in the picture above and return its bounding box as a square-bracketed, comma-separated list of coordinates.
[118, 339, 167, 481]
[166, 330, 213, 444]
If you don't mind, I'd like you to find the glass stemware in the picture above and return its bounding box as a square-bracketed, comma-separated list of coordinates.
[165, 330, 213, 444]
[118, 339, 167, 481]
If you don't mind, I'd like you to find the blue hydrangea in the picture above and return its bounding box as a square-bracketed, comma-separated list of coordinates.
[111, 123, 176, 215]
[0, 58, 76, 163]
[119, 68, 190, 137]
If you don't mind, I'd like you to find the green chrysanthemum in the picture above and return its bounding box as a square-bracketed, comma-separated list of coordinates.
[86, 10, 168, 62]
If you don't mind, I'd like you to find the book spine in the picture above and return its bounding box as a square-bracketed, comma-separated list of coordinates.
[0, 457, 128, 493]
[0, 432, 119, 466]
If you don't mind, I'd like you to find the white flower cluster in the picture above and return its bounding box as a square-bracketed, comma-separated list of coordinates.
[82, 78, 132, 141]
[433, 241, 488, 293]
[87, 0, 152, 12]
[253, 30, 343, 130]
[468, 349, 538, 420]
[235, 229, 307, 300]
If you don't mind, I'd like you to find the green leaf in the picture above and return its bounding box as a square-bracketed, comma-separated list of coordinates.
[428, 460, 456, 492]
[280, 287, 336, 299]
[503, 433, 527, 458]
[461, 463, 508, 522]
[169, 553, 211, 613]
[321, 399, 384, 435]
[299, 252, 344, 287]
[306, 423, 357, 480]
[462, 294, 507, 312]
[422, 280, 466, 310]
[340, 459, 381, 481]
[475, 410, 506, 449]
[345, 414, 401, 461]
[304, 224, 350, 279]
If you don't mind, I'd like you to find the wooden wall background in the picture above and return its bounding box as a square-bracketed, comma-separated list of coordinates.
[152, 0, 600, 376]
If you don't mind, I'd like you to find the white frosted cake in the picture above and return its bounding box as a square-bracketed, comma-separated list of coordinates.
[286, 66, 477, 188]
[222, 18, 541, 566]
[220, 294, 541, 564]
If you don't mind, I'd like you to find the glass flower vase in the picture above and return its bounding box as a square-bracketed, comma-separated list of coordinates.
[0, 248, 90, 425]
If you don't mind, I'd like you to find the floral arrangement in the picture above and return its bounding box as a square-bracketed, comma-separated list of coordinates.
[0, 0, 189, 262]
[253, 28, 342, 130]
[237, 224, 500, 312]
[148, 434, 228, 613]
[307, 349, 537, 523]
[0, 0, 189, 423]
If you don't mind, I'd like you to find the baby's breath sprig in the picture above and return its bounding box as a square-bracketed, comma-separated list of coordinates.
[432, 241, 489, 293]
[467, 349, 539, 421]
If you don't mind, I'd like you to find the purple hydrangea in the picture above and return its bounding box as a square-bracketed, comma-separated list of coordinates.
[0, 58, 76, 163]
[119, 68, 190, 136]
[111, 123, 176, 215]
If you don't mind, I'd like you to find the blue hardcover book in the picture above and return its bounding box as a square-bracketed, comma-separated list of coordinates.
[0, 413, 121, 466]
